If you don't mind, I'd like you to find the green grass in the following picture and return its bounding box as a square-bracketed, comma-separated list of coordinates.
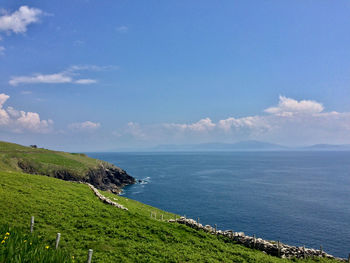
[0, 171, 339, 263]
[0, 141, 103, 180]
[0, 224, 72, 263]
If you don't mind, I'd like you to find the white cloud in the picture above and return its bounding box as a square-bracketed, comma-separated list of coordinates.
[69, 121, 100, 132]
[0, 46, 4, 55]
[8, 65, 105, 86]
[10, 73, 72, 86]
[74, 79, 97, 84]
[6, 106, 21, 118]
[0, 93, 9, 107]
[0, 93, 53, 133]
[0, 94, 10, 126]
[66, 64, 118, 72]
[164, 118, 216, 132]
[265, 95, 324, 116]
[125, 122, 146, 138]
[0, 6, 42, 34]
[116, 25, 128, 33]
[218, 116, 270, 132]
[16, 112, 53, 133]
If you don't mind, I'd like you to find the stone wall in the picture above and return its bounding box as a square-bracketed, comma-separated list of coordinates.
[169, 217, 346, 261]
[86, 183, 128, 210]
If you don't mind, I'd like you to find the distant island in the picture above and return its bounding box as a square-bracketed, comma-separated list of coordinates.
[151, 140, 350, 152]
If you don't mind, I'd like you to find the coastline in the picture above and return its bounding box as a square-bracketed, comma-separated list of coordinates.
[94, 151, 350, 258]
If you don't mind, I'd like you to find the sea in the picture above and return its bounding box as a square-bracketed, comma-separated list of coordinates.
[88, 151, 350, 258]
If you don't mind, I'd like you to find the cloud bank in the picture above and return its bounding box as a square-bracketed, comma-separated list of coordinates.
[115, 96, 350, 146]
[0, 93, 53, 133]
[264, 96, 324, 116]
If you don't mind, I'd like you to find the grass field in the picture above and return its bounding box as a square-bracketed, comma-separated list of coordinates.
[0, 141, 103, 180]
[0, 224, 72, 263]
[0, 170, 339, 263]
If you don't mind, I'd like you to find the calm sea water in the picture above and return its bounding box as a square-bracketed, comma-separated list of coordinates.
[88, 151, 350, 258]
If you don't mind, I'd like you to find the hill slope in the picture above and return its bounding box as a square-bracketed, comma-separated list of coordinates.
[0, 171, 338, 262]
[0, 141, 135, 193]
[0, 141, 340, 262]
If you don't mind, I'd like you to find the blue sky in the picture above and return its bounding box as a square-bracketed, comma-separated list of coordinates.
[1, 1, 350, 151]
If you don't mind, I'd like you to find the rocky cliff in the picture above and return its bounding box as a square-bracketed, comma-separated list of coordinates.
[86, 162, 136, 193]
[18, 159, 136, 194]
[0, 141, 136, 194]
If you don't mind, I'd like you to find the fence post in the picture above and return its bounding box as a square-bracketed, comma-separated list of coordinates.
[253, 234, 256, 249]
[320, 245, 323, 256]
[347, 253, 350, 263]
[197, 217, 200, 224]
[277, 240, 281, 258]
[303, 245, 306, 259]
[214, 224, 217, 234]
[161, 214, 164, 221]
[30, 216, 34, 233]
[55, 233, 61, 249]
[87, 249, 93, 263]
[154, 212, 156, 220]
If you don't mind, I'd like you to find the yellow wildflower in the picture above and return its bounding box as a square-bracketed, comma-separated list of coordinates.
[1, 240, 5, 244]
[4, 236, 8, 240]
[30, 242, 32, 245]
[5, 232, 9, 236]
[45, 245, 49, 249]
[24, 240, 27, 243]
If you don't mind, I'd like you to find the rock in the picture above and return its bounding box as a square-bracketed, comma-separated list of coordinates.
[87, 183, 128, 210]
[167, 215, 343, 261]
[87, 163, 136, 193]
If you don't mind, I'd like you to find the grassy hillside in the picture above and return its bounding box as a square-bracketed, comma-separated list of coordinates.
[0, 141, 135, 194]
[0, 141, 100, 179]
[0, 171, 338, 263]
[0, 224, 72, 263]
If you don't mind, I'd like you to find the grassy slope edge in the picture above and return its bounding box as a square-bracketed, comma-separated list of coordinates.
[0, 141, 100, 179]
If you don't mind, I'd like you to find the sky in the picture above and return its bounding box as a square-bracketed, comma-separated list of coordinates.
[1, 1, 350, 151]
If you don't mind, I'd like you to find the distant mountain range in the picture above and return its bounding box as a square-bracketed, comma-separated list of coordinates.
[302, 144, 350, 151]
[152, 140, 350, 151]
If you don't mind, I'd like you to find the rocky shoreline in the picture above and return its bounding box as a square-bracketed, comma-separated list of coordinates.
[169, 217, 347, 261]
[86, 162, 136, 194]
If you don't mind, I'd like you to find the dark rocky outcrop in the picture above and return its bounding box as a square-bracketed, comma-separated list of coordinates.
[17, 160, 40, 174]
[86, 163, 136, 194]
[17, 160, 135, 194]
